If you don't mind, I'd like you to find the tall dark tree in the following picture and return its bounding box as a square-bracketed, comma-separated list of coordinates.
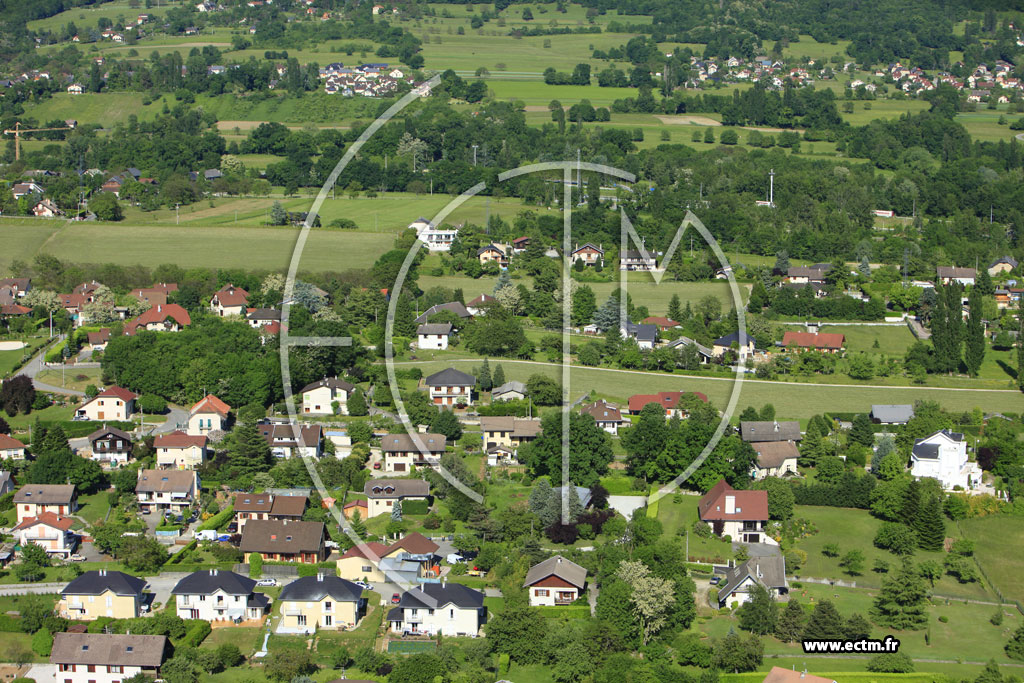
[621, 403, 669, 476]
[477, 358, 492, 392]
[802, 600, 845, 640]
[849, 413, 875, 448]
[872, 558, 929, 630]
[916, 495, 946, 551]
[228, 422, 273, 478]
[774, 600, 806, 642]
[965, 283, 986, 377]
[430, 409, 463, 441]
[738, 584, 777, 635]
[492, 364, 505, 388]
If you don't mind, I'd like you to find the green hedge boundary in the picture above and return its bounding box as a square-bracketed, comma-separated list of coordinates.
[37, 420, 134, 439]
[198, 504, 234, 531]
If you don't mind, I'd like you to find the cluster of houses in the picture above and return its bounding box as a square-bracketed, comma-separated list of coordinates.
[684, 54, 828, 90]
[322, 62, 414, 97]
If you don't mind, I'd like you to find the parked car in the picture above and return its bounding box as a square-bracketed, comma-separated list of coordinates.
[391, 592, 401, 604]
[709, 576, 721, 585]
[354, 581, 372, 591]
[68, 554, 85, 562]
[446, 553, 465, 565]
[226, 522, 238, 533]
[256, 578, 277, 587]
[373, 461, 381, 470]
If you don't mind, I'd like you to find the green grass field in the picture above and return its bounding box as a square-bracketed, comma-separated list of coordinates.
[777, 324, 917, 356]
[959, 515, 1024, 604]
[656, 493, 734, 563]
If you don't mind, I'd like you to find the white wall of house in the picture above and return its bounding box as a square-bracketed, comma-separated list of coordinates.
[302, 386, 349, 415]
[176, 589, 250, 621]
[188, 412, 225, 435]
[391, 604, 480, 637]
[418, 332, 449, 350]
[527, 586, 578, 607]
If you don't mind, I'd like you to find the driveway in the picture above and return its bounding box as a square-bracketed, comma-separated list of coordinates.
[607, 495, 647, 519]
[0, 582, 67, 596]
[149, 404, 189, 435]
[144, 572, 190, 611]
[25, 664, 54, 683]
[15, 340, 85, 397]
[737, 542, 781, 558]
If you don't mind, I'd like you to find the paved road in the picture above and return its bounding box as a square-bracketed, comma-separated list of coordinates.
[0, 582, 67, 596]
[148, 404, 188, 435]
[15, 340, 85, 397]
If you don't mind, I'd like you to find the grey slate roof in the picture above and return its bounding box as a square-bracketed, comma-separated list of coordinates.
[364, 479, 430, 499]
[717, 555, 787, 603]
[491, 380, 526, 397]
[552, 485, 591, 508]
[170, 569, 257, 596]
[50, 633, 167, 668]
[299, 377, 355, 394]
[871, 404, 914, 424]
[714, 330, 754, 347]
[87, 425, 132, 443]
[740, 421, 802, 443]
[623, 321, 658, 343]
[424, 367, 476, 386]
[278, 574, 363, 602]
[397, 581, 484, 610]
[381, 433, 446, 453]
[14, 484, 76, 505]
[62, 570, 147, 597]
[912, 443, 940, 459]
[414, 301, 471, 324]
[417, 323, 453, 336]
[523, 555, 587, 589]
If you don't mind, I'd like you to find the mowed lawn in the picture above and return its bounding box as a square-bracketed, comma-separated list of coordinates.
[0, 220, 62, 273]
[960, 514, 1024, 604]
[394, 359, 1020, 419]
[656, 493, 734, 563]
[777, 324, 917, 356]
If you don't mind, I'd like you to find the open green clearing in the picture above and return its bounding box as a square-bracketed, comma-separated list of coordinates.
[655, 493, 734, 563]
[37, 367, 102, 393]
[959, 515, 1024, 604]
[777, 324, 918, 356]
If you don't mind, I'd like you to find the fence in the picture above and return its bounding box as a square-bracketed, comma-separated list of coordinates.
[232, 563, 298, 578]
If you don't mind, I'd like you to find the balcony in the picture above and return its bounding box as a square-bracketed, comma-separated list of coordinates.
[284, 609, 303, 617]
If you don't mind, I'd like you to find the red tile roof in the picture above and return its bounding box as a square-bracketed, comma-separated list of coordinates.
[386, 532, 439, 556]
[0, 434, 25, 450]
[641, 316, 681, 329]
[627, 391, 708, 414]
[339, 541, 389, 560]
[190, 394, 231, 417]
[96, 386, 138, 403]
[697, 479, 769, 521]
[0, 304, 31, 316]
[781, 331, 845, 350]
[124, 304, 191, 335]
[153, 431, 207, 449]
[213, 285, 249, 308]
[14, 511, 74, 532]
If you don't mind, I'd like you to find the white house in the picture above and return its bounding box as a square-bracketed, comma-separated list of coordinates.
[424, 368, 475, 407]
[697, 479, 776, 545]
[187, 394, 231, 436]
[300, 377, 355, 415]
[51, 633, 169, 683]
[135, 470, 199, 514]
[491, 380, 526, 402]
[0, 433, 26, 460]
[154, 431, 208, 470]
[715, 555, 788, 607]
[171, 569, 269, 622]
[76, 387, 137, 421]
[911, 429, 982, 490]
[13, 512, 76, 558]
[388, 582, 484, 637]
[750, 441, 800, 480]
[417, 323, 452, 350]
[523, 556, 587, 607]
[381, 433, 446, 472]
[364, 479, 430, 518]
[409, 218, 460, 252]
[580, 400, 625, 435]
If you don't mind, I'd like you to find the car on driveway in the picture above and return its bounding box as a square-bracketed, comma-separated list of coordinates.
[256, 578, 277, 587]
[68, 554, 85, 562]
[354, 581, 373, 591]
[391, 592, 401, 604]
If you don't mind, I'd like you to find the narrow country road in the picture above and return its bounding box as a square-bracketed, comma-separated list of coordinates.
[148, 404, 189, 435]
[388, 358, 1022, 394]
[15, 339, 85, 397]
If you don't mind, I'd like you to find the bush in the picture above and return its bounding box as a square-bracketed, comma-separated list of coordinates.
[31, 628, 52, 656]
[867, 652, 914, 673]
[178, 620, 212, 648]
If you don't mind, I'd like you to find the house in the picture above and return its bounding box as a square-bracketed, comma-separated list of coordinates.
[258, 423, 323, 458]
[32, 199, 63, 217]
[512, 236, 531, 253]
[76, 386, 137, 421]
[0, 277, 31, 301]
[50, 632, 168, 682]
[0, 433, 26, 460]
[553, 485, 592, 508]
[246, 307, 281, 328]
[424, 368, 475, 407]
[300, 377, 356, 415]
[388, 581, 485, 637]
[414, 301, 471, 325]
[14, 512, 76, 558]
[620, 249, 657, 272]
[581, 400, 626, 435]
[269, 495, 307, 523]
[381, 433, 446, 472]
[67, 83, 83, 94]
[627, 391, 708, 418]
[135, 469, 199, 514]
[740, 421, 802, 443]
[570, 243, 604, 267]
[276, 573, 365, 634]
[785, 265, 830, 284]
[477, 243, 510, 268]
[750, 442, 800, 480]
[761, 667, 837, 683]
[339, 533, 439, 583]
[479, 417, 542, 453]
[240, 519, 328, 564]
[87, 426, 133, 466]
[187, 394, 231, 436]
[713, 331, 755, 358]
[11, 182, 43, 198]
[58, 570, 147, 620]
[491, 380, 526, 402]
[936, 266, 976, 286]
[780, 331, 845, 353]
[417, 323, 453, 350]
[123, 303, 191, 335]
[409, 218, 460, 252]
[621, 321, 658, 350]
[233, 493, 274, 531]
[14, 484, 77, 523]
[523, 555, 587, 607]
[697, 479, 775, 545]
[210, 284, 249, 316]
[665, 336, 715, 363]
[364, 479, 430, 518]
[716, 555, 788, 607]
[154, 431, 208, 470]
[342, 499, 368, 520]
[911, 429, 983, 490]
[466, 294, 496, 316]
[337, 542, 391, 582]
[86, 328, 111, 351]
[871, 404, 914, 425]
[989, 256, 1019, 276]
[642, 316, 681, 330]
[171, 569, 269, 622]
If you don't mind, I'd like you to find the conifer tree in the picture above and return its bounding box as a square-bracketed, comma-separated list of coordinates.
[492, 364, 505, 388]
[849, 413, 875, 448]
[775, 600, 806, 642]
[738, 584, 777, 635]
[347, 387, 368, 416]
[668, 294, 683, 322]
[872, 558, 929, 630]
[965, 283, 986, 377]
[803, 600, 845, 640]
[916, 495, 946, 551]
[477, 358, 492, 392]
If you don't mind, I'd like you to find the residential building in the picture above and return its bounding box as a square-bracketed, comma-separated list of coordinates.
[417, 323, 453, 350]
[76, 386, 137, 421]
[340, 533, 440, 583]
[171, 569, 269, 622]
[123, 304, 191, 335]
[14, 512, 76, 558]
[553, 485, 592, 508]
[364, 479, 430, 518]
[342, 499, 368, 520]
[750, 442, 800, 480]
[239, 519, 328, 563]
[936, 266, 977, 286]
[269, 495, 307, 523]
[0, 433, 26, 459]
[477, 243, 510, 267]
[276, 574, 365, 634]
[491, 380, 526, 402]
[50, 632, 169, 683]
[740, 421, 802, 443]
[989, 256, 1019, 276]
[621, 321, 658, 350]
[479, 417, 541, 453]
[135, 469, 199, 514]
[233, 492, 274, 531]
[780, 331, 845, 353]
[58, 570, 147, 620]
[871, 404, 914, 425]
[337, 541, 391, 582]
[523, 555, 587, 607]
[911, 429, 983, 490]
[581, 400, 626, 435]
[570, 243, 603, 267]
[11, 181, 43, 198]
[154, 431, 208, 470]
[713, 331, 755, 358]
[715, 556, 788, 607]
[620, 249, 657, 271]
[210, 284, 249, 316]
[32, 199, 62, 217]
[258, 422, 323, 458]
[86, 328, 111, 351]
[388, 581, 485, 637]
[300, 377, 356, 415]
[381, 433, 446, 472]
[86, 426, 132, 466]
[784, 265, 830, 284]
[424, 368, 475, 407]
[187, 394, 231, 436]
[14, 484, 77, 523]
[642, 316, 681, 330]
[466, 293, 495, 315]
[409, 218, 459, 252]
[246, 307, 281, 329]
[697, 479, 775, 545]
[414, 302, 471, 325]
[627, 391, 708, 417]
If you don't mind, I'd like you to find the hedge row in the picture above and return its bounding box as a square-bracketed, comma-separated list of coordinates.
[402, 499, 430, 515]
[178, 619, 212, 648]
[40, 420, 133, 439]
[198, 504, 234, 531]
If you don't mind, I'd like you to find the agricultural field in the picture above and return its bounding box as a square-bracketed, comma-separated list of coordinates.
[959, 514, 1024, 604]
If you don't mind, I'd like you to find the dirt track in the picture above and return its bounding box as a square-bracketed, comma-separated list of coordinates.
[655, 115, 722, 126]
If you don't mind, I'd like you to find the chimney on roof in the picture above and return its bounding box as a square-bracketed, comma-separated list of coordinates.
[725, 495, 736, 515]
[774, 421, 780, 432]
[99, 569, 106, 577]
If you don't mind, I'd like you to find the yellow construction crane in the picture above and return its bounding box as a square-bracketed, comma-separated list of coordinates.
[2, 121, 72, 161]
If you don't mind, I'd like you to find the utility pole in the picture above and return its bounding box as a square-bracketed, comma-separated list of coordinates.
[175, 203, 180, 224]
[768, 168, 775, 206]
[576, 148, 582, 205]
[472, 144, 479, 166]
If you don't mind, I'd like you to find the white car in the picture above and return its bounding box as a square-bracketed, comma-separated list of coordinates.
[354, 581, 373, 591]
[256, 578, 277, 587]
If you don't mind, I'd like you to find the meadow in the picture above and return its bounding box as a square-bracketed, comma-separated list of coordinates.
[959, 514, 1024, 604]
